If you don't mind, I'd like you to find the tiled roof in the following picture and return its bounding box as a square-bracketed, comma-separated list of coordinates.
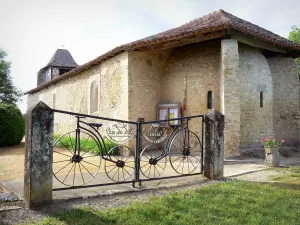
[45, 49, 79, 68]
[26, 9, 300, 94]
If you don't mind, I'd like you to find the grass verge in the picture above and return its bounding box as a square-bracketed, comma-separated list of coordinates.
[23, 166, 300, 225]
[54, 134, 117, 155]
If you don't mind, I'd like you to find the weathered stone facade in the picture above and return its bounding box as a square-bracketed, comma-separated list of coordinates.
[28, 52, 129, 134]
[239, 44, 273, 148]
[27, 39, 300, 155]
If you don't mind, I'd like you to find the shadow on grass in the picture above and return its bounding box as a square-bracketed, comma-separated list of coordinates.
[51, 207, 117, 225]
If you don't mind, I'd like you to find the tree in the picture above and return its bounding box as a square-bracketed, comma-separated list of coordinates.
[0, 49, 22, 105]
[289, 26, 300, 76]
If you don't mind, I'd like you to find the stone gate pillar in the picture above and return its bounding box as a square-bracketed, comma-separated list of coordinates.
[220, 39, 240, 156]
[204, 109, 225, 179]
[24, 101, 54, 209]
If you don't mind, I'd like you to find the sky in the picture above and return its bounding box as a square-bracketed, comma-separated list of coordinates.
[1, 0, 300, 113]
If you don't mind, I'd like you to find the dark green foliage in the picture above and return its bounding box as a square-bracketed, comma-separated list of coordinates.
[0, 103, 25, 147]
[0, 49, 22, 105]
[289, 26, 300, 77]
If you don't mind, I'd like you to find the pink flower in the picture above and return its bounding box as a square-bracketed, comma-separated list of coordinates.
[281, 140, 286, 143]
[261, 138, 265, 141]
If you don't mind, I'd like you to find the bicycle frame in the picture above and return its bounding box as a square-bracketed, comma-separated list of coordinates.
[73, 116, 117, 164]
[152, 118, 191, 162]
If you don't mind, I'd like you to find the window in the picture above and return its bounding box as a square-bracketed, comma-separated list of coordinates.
[53, 93, 56, 109]
[260, 91, 263, 108]
[90, 81, 98, 113]
[207, 91, 213, 109]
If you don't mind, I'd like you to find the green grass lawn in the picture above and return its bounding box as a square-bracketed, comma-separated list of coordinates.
[24, 167, 300, 225]
[54, 134, 117, 155]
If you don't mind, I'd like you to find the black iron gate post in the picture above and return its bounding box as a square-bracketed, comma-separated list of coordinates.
[134, 118, 144, 187]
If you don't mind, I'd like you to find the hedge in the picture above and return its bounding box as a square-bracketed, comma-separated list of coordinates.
[0, 103, 25, 147]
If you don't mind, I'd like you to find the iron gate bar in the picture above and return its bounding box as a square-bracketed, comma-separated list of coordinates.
[52, 109, 205, 191]
[53, 180, 135, 191]
[52, 109, 138, 125]
[140, 115, 204, 124]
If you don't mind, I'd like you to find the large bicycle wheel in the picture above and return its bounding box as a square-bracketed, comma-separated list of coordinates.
[169, 129, 201, 174]
[140, 144, 166, 178]
[104, 145, 135, 182]
[53, 131, 102, 186]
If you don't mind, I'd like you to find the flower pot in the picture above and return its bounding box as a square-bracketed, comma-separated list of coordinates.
[264, 146, 279, 154]
[264, 146, 280, 167]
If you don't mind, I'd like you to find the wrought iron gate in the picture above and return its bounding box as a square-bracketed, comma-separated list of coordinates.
[51, 109, 204, 191]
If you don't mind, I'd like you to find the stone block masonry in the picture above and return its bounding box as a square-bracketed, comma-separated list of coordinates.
[220, 39, 240, 156]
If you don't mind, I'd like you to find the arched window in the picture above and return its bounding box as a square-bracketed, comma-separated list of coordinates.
[53, 93, 56, 109]
[90, 81, 98, 113]
[207, 91, 213, 109]
[260, 91, 263, 108]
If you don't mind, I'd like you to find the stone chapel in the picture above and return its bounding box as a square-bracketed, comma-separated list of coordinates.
[26, 10, 300, 156]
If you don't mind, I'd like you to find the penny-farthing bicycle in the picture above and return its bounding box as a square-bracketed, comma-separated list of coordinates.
[52, 116, 135, 186]
[140, 118, 202, 178]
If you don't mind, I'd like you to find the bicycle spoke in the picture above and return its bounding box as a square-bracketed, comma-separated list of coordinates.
[171, 155, 181, 163]
[81, 136, 90, 151]
[112, 168, 119, 180]
[143, 165, 151, 174]
[123, 167, 132, 176]
[175, 159, 183, 171]
[171, 144, 182, 152]
[58, 140, 74, 155]
[140, 163, 150, 168]
[148, 165, 152, 177]
[122, 168, 126, 181]
[53, 160, 70, 164]
[81, 142, 98, 157]
[106, 164, 117, 174]
[78, 163, 85, 184]
[55, 162, 71, 175]
[189, 155, 200, 163]
[82, 160, 99, 168]
[124, 165, 134, 169]
[156, 163, 164, 170]
[54, 151, 72, 157]
[187, 156, 197, 169]
[154, 166, 161, 176]
[63, 163, 74, 182]
[80, 162, 94, 177]
[73, 163, 76, 186]
[68, 134, 75, 151]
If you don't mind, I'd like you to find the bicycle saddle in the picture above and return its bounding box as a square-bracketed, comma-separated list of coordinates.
[87, 123, 103, 128]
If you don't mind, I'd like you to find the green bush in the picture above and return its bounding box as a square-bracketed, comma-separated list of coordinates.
[54, 133, 118, 155]
[0, 103, 25, 147]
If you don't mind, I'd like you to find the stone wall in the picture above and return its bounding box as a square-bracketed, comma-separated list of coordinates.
[162, 40, 221, 135]
[220, 39, 240, 156]
[127, 40, 220, 140]
[27, 52, 129, 135]
[268, 56, 300, 146]
[239, 44, 273, 148]
[128, 51, 167, 121]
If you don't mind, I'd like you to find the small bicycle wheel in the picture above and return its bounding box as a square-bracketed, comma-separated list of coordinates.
[53, 131, 102, 186]
[104, 145, 135, 182]
[140, 144, 166, 178]
[169, 129, 201, 174]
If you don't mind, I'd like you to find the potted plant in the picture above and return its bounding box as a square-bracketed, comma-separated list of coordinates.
[261, 135, 285, 154]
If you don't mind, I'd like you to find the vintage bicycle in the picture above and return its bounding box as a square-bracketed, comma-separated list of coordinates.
[52, 116, 135, 187]
[140, 118, 202, 178]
